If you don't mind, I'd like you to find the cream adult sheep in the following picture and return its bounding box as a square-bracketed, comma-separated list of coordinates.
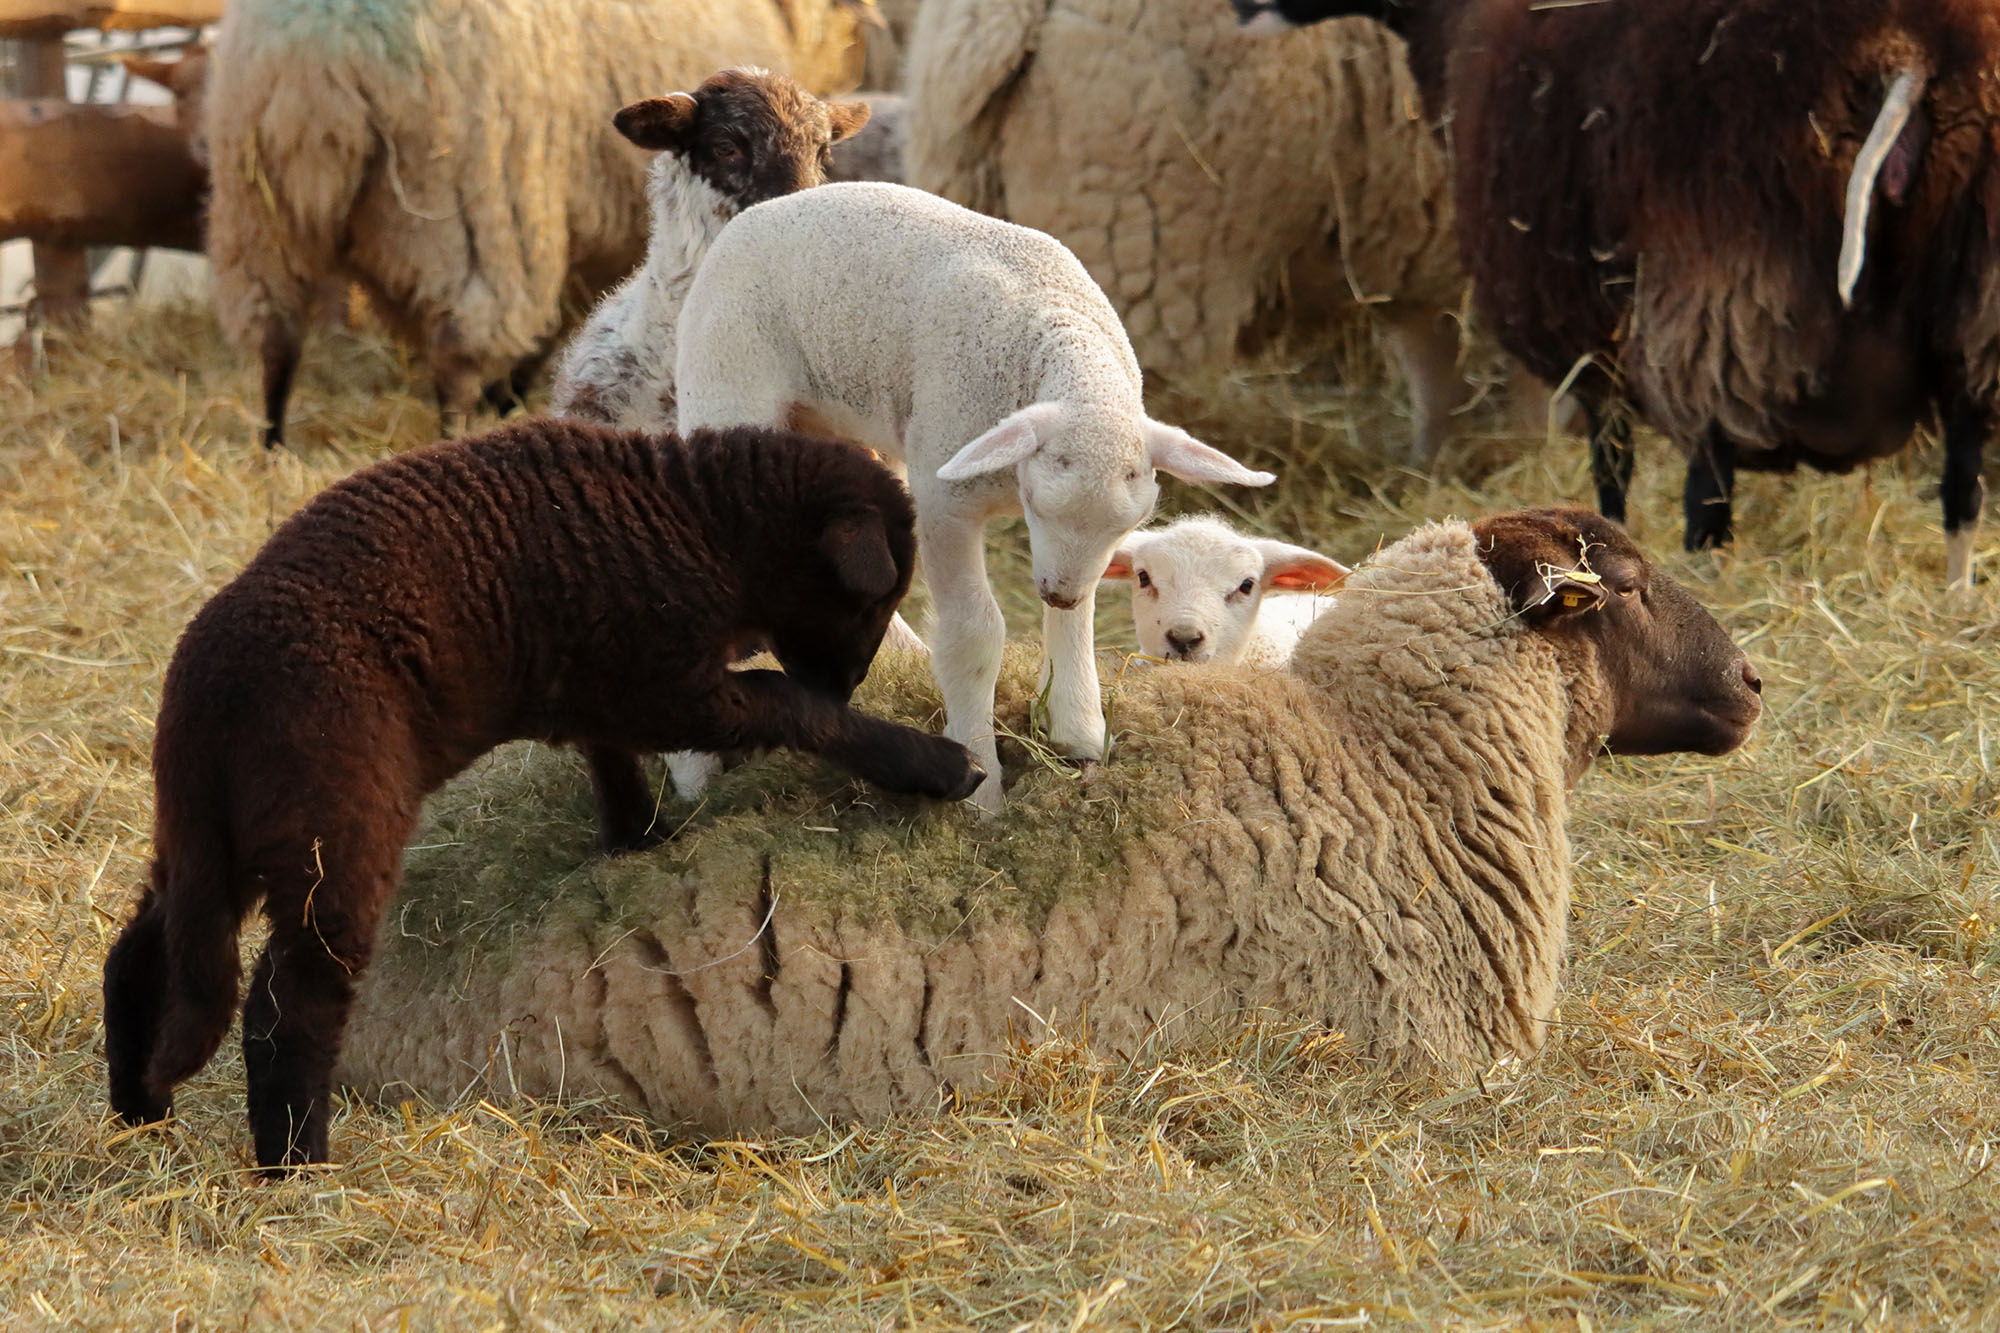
[675, 181, 1277, 811]
[337, 507, 1763, 1136]
[1102, 515, 1349, 667]
[203, 0, 875, 449]
[902, 0, 1468, 462]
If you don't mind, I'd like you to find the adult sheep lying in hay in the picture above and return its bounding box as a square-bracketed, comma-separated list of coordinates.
[339, 507, 1764, 1137]
[102, 418, 983, 1173]
[203, 0, 877, 449]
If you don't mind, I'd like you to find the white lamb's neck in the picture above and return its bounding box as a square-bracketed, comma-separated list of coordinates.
[638, 159, 737, 314]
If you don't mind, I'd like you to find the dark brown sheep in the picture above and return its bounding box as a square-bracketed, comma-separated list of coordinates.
[1233, 0, 1999, 586]
[102, 419, 983, 1172]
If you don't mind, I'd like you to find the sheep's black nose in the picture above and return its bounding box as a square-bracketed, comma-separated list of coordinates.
[1166, 628, 1206, 656]
[1742, 661, 1762, 695]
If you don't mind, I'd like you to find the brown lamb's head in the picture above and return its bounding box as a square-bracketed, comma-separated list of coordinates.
[745, 434, 917, 705]
[612, 67, 870, 210]
[1472, 507, 1762, 771]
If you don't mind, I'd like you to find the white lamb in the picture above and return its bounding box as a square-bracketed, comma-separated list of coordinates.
[1102, 516, 1349, 668]
[675, 182, 1276, 810]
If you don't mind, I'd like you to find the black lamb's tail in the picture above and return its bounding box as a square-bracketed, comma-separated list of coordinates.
[104, 806, 243, 1125]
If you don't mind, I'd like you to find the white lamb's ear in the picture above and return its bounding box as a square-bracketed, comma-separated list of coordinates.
[937, 407, 1050, 482]
[1101, 547, 1138, 581]
[1253, 539, 1349, 592]
[1142, 420, 1276, 487]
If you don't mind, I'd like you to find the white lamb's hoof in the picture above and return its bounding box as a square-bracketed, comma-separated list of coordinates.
[667, 751, 722, 800]
[884, 614, 930, 657]
[1044, 721, 1109, 763]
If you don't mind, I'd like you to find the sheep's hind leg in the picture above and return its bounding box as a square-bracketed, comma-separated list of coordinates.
[1942, 393, 1990, 589]
[916, 511, 1006, 810]
[1380, 304, 1468, 468]
[102, 890, 171, 1124]
[259, 322, 301, 450]
[429, 320, 485, 440]
[240, 827, 407, 1173]
[1683, 428, 1736, 550]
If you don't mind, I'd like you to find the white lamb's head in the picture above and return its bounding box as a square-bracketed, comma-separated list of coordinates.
[935, 403, 1276, 609]
[1102, 516, 1349, 664]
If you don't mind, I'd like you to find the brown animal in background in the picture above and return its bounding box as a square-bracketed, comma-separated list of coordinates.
[102, 420, 983, 1172]
[1236, 0, 2000, 585]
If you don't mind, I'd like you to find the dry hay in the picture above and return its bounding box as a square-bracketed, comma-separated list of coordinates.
[3, 307, 1999, 1328]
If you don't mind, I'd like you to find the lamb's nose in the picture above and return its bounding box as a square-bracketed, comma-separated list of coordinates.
[1165, 628, 1206, 657]
[1742, 660, 1762, 695]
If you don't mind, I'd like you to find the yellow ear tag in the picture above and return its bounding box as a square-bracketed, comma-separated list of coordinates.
[1562, 592, 1586, 608]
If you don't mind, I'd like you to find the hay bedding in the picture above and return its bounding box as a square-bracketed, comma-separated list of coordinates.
[7, 309, 2000, 1326]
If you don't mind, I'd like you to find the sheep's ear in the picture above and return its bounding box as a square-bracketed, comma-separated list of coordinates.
[936, 408, 1047, 482]
[1473, 513, 1610, 621]
[1527, 571, 1609, 618]
[1254, 540, 1349, 592]
[614, 93, 699, 151]
[1101, 547, 1138, 582]
[1142, 420, 1276, 487]
[121, 55, 183, 93]
[821, 512, 901, 600]
[827, 100, 872, 143]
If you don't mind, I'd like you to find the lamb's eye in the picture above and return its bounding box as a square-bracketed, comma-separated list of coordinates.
[1137, 570, 1152, 589]
[1237, 578, 1256, 595]
[713, 140, 742, 161]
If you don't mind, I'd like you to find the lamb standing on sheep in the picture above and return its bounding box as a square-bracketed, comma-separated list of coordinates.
[675, 181, 1277, 811]
[1102, 515, 1349, 667]
[904, 0, 1470, 461]
[335, 507, 1763, 1133]
[1236, 0, 1999, 585]
[550, 69, 872, 432]
[203, 0, 875, 449]
[101, 419, 983, 1172]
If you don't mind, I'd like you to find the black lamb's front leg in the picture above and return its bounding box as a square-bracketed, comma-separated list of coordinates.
[1683, 427, 1736, 550]
[583, 744, 662, 852]
[1942, 392, 1991, 589]
[710, 670, 985, 802]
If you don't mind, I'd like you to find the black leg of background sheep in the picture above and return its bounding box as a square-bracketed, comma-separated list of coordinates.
[584, 745, 663, 852]
[705, 670, 986, 801]
[1683, 429, 1736, 551]
[101, 892, 172, 1122]
[259, 324, 301, 450]
[1585, 404, 1634, 526]
[1942, 394, 1990, 589]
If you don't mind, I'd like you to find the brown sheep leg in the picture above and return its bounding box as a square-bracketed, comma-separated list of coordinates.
[429, 320, 486, 440]
[583, 744, 663, 852]
[1586, 403, 1635, 526]
[1380, 305, 1468, 467]
[704, 670, 984, 801]
[1942, 394, 1990, 589]
[1682, 428, 1736, 551]
[239, 817, 410, 1172]
[259, 323, 301, 450]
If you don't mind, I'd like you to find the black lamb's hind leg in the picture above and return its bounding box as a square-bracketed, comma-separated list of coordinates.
[103, 890, 172, 1124]
[1683, 427, 1736, 550]
[259, 322, 301, 450]
[1942, 393, 1990, 588]
[584, 745, 661, 852]
[1587, 403, 1635, 526]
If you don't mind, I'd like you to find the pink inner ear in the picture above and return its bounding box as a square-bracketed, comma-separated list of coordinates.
[1101, 556, 1135, 580]
[1267, 562, 1348, 592]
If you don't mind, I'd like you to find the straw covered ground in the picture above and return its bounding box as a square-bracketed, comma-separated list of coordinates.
[4, 307, 2000, 1329]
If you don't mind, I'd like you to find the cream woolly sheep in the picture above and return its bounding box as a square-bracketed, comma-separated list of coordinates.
[336, 507, 1763, 1132]
[549, 70, 872, 433]
[675, 181, 1277, 811]
[903, 0, 1469, 462]
[1102, 515, 1349, 667]
[204, 0, 875, 449]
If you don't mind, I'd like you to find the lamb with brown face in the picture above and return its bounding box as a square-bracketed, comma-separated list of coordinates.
[549, 67, 870, 433]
